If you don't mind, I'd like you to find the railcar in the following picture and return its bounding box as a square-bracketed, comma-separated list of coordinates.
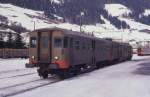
[26, 27, 132, 79]
[137, 47, 150, 56]
[137, 41, 150, 56]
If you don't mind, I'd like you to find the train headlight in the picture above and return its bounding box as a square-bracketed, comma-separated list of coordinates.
[54, 56, 59, 60]
[31, 56, 35, 59]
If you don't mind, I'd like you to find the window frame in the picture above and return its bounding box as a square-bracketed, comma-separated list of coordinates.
[54, 37, 63, 48]
[75, 40, 80, 50]
[30, 37, 37, 48]
[63, 37, 68, 48]
[41, 36, 49, 48]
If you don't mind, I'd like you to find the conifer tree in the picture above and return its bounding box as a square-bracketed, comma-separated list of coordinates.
[14, 33, 25, 49]
[6, 32, 13, 48]
[0, 33, 4, 48]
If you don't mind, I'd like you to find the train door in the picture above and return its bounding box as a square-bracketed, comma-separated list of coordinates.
[38, 32, 52, 63]
[69, 37, 74, 65]
[92, 40, 96, 65]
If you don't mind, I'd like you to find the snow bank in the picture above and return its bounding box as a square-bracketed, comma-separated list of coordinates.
[0, 58, 28, 71]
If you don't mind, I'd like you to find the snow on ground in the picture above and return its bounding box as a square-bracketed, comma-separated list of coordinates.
[0, 55, 147, 97]
[117, 16, 150, 42]
[119, 18, 150, 31]
[51, 0, 61, 4]
[0, 58, 58, 97]
[100, 15, 118, 30]
[0, 58, 28, 72]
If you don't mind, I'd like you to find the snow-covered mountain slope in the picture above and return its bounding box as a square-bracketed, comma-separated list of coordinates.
[0, 3, 57, 30]
[0, 3, 59, 43]
[0, 3, 118, 34]
[105, 4, 132, 17]
[57, 4, 150, 45]
[143, 9, 150, 16]
[0, 3, 150, 47]
[104, 4, 150, 46]
[51, 0, 61, 4]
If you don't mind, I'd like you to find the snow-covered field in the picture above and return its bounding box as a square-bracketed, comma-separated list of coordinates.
[0, 55, 150, 97]
[0, 58, 28, 71]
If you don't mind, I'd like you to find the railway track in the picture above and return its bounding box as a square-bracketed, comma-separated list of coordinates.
[0, 76, 60, 97]
[0, 72, 36, 80]
[0, 69, 29, 74]
[0, 68, 36, 80]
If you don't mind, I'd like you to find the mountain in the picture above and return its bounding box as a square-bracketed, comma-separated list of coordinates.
[0, 3, 58, 43]
[0, 0, 150, 25]
[0, 1, 150, 48]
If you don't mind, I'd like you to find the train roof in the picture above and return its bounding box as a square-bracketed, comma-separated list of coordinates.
[33, 27, 94, 38]
[32, 27, 108, 41]
[32, 27, 130, 45]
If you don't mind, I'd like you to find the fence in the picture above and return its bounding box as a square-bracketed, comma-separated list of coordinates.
[0, 48, 29, 58]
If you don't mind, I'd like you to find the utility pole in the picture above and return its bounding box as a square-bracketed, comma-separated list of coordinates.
[33, 18, 36, 30]
[34, 21, 35, 31]
[80, 12, 84, 32]
[121, 21, 123, 43]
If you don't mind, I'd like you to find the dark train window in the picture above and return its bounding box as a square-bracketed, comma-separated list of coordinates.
[87, 42, 90, 50]
[82, 41, 86, 50]
[70, 38, 73, 48]
[54, 38, 62, 48]
[63, 37, 68, 48]
[30, 37, 37, 48]
[75, 41, 80, 50]
[41, 36, 49, 48]
[92, 40, 95, 50]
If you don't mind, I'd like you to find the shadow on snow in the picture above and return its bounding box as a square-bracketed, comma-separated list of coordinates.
[133, 62, 150, 75]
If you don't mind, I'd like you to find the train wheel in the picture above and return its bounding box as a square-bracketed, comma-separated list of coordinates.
[58, 70, 70, 79]
[37, 69, 48, 79]
[95, 64, 101, 69]
[41, 71, 48, 79]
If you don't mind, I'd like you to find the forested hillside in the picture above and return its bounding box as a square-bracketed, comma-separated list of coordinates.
[0, 0, 150, 26]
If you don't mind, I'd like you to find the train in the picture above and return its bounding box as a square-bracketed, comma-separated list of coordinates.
[137, 41, 150, 56]
[26, 27, 133, 79]
[137, 46, 150, 56]
[0, 48, 28, 58]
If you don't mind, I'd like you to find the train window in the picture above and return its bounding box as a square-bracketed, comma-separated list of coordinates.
[54, 38, 62, 48]
[82, 41, 86, 50]
[88, 42, 91, 50]
[63, 37, 68, 48]
[41, 36, 49, 48]
[70, 38, 73, 48]
[30, 37, 37, 48]
[92, 40, 95, 51]
[75, 41, 80, 50]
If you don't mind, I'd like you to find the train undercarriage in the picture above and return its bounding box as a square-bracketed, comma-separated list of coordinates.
[37, 63, 97, 79]
[36, 58, 129, 79]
